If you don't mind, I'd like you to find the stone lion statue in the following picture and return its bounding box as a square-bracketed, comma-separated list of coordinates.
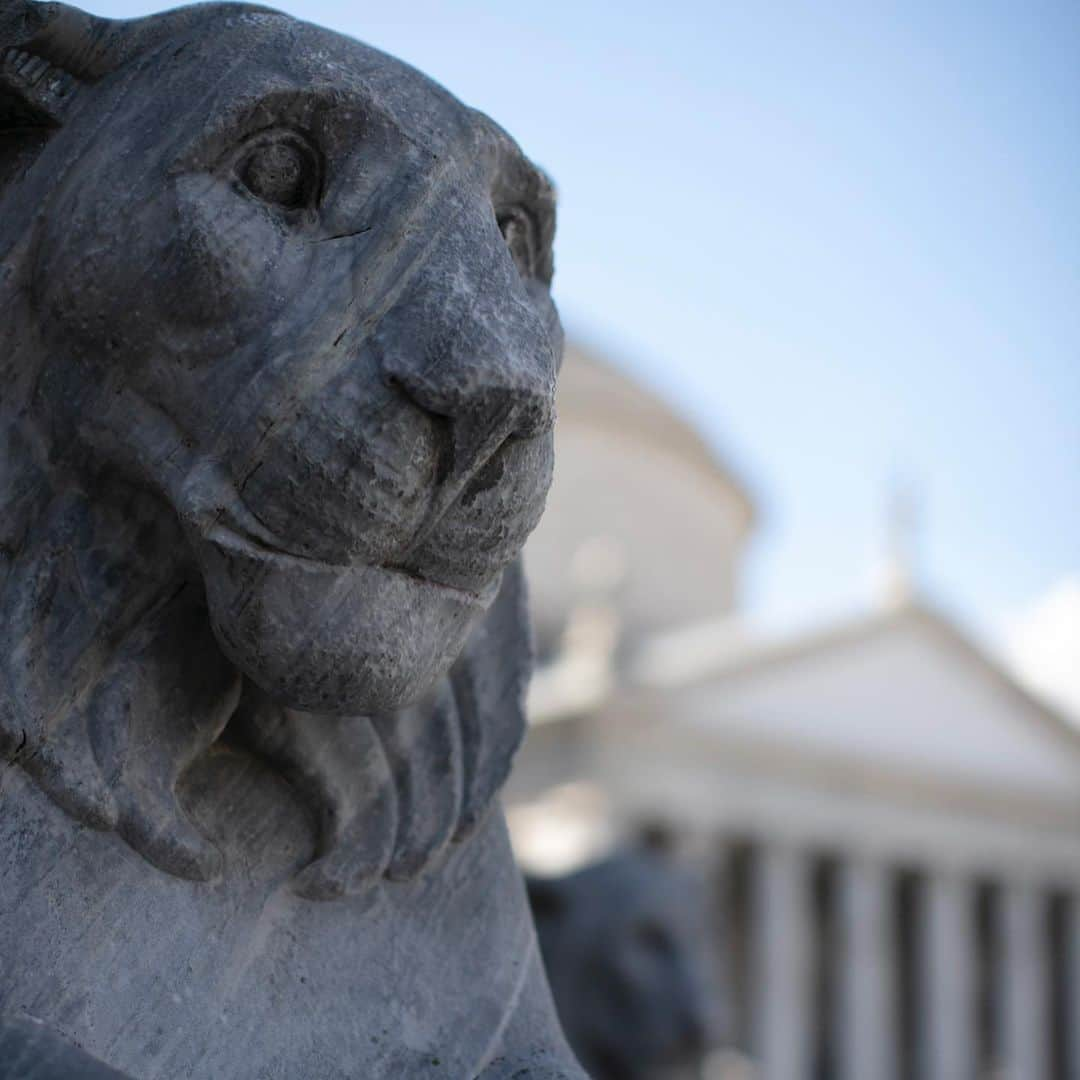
[528, 851, 720, 1080]
[0, 3, 583, 1077]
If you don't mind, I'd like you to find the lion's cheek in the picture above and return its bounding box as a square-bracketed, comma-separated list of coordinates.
[195, 538, 483, 716]
[161, 179, 293, 336]
[32, 176, 304, 371]
[30, 188, 175, 365]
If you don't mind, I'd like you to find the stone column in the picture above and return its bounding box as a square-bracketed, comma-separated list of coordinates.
[921, 870, 976, 1080]
[674, 828, 732, 1048]
[1069, 894, 1080, 1080]
[838, 857, 895, 1080]
[752, 843, 812, 1080]
[1000, 881, 1048, 1080]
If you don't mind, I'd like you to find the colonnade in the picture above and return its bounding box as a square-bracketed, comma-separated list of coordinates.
[717, 841, 1079, 1080]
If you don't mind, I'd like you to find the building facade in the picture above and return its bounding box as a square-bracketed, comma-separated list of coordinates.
[510, 346, 1080, 1080]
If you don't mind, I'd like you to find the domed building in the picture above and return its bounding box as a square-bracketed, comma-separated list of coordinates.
[524, 342, 755, 646]
[509, 344, 1080, 1080]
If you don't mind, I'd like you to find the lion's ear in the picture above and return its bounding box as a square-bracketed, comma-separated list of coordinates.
[0, 0, 167, 131]
[0, 44, 78, 129]
[0, 2, 93, 130]
[0, 3, 84, 188]
[0, 1, 276, 187]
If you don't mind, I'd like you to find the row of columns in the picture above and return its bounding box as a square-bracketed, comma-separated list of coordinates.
[747, 845, 1080, 1080]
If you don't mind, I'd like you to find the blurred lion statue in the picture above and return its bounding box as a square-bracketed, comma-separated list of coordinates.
[528, 850, 721, 1080]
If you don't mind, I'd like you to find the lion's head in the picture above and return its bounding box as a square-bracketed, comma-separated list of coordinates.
[0, 2, 560, 897]
[528, 852, 718, 1080]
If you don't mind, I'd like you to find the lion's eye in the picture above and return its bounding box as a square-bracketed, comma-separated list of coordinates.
[497, 207, 536, 279]
[237, 133, 319, 210]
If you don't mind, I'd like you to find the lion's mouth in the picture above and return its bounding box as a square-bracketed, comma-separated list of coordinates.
[204, 500, 498, 607]
[171, 443, 536, 609]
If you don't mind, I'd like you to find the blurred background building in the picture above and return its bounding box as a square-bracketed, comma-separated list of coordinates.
[508, 345, 1080, 1080]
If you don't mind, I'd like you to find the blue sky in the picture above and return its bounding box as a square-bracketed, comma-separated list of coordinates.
[93, 0, 1079, 639]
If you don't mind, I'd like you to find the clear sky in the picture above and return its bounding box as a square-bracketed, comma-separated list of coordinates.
[91, 0, 1080, 641]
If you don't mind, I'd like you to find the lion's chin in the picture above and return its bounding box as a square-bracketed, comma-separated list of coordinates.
[193, 526, 496, 715]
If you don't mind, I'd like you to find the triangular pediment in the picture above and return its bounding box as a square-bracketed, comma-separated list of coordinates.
[670, 605, 1080, 801]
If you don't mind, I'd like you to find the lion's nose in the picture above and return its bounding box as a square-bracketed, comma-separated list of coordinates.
[377, 291, 557, 506]
[385, 349, 554, 541]
[382, 346, 555, 446]
[383, 353, 552, 558]
[381, 319, 554, 546]
[372, 192, 558, 454]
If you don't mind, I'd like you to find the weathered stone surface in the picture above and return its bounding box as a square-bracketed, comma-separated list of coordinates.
[0, 2, 579, 1075]
[0, 1016, 131, 1079]
[529, 852, 718, 1080]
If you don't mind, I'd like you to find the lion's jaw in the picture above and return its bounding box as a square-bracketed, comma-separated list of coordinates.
[193, 512, 502, 716]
